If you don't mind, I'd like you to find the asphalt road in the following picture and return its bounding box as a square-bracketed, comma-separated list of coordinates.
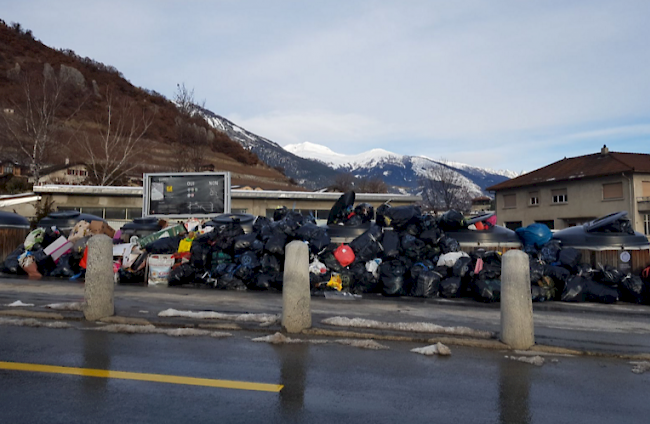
[0, 323, 648, 424]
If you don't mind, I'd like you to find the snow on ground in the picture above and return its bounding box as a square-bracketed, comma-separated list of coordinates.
[411, 342, 452, 356]
[252, 332, 389, 350]
[89, 323, 231, 338]
[630, 361, 650, 374]
[321, 317, 494, 339]
[158, 308, 280, 325]
[46, 302, 84, 311]
[5, 300, 35, 307]
[505, 355, 545, 366]
[0, 317, 71, 328]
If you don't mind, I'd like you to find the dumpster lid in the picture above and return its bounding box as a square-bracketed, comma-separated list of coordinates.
[38, 210, 105, 229]
[0, 210, 30, 229]
[121, 217, 162, 231]
[444, 224, 521, 245]
[553, 211, 650, 250]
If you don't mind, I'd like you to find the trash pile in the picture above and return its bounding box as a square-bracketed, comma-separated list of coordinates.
[1, 220, 116, 280]
[2, 192, 649, 307]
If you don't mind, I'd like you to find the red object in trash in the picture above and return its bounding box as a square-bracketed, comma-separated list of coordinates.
[474, 221, 486, 231]
[333, 244, 355, 267]
[79, 247, 88, 269]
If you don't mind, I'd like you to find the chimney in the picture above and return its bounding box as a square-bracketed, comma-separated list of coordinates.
[601, 145, 609, 155]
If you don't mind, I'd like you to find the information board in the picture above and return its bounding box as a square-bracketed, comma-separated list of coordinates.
[143, 172, 231, 218]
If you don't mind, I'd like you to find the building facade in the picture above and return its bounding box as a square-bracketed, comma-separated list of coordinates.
[487, 147, 650, 235]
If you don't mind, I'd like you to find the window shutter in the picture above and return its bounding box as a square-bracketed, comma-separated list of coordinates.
[503, 194, 516, 208]
[602, 182, 623, 199]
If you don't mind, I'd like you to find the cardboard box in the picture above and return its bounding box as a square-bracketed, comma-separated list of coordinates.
[90, 220, 116, 238]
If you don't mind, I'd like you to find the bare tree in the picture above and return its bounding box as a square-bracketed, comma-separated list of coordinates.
[0, 65, 85, 182]
[171, 83, 212, 171]
[174, 83, 204, 117]
[77, 88, 155, 186]
[356, 176, 389, 193]
[329, 172, 356, 192]
[419, 159, 472, 212]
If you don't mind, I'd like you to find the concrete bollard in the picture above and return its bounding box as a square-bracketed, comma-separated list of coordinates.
[500, 250, 534, 349]
[282, 240, 311, 333]
[84, 234, 115, 321]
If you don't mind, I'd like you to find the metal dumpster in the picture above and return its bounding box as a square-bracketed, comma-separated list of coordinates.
[445, 213, 522, 254]
[552, 211, 650, 274]
[37, 210, 104, 236]
[0, 211, 30, 263]
[120, 217, 163, 242]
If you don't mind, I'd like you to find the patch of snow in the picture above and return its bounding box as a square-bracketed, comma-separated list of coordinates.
[6, 300, 35, 307]
[284, 142, 400, 169]
[0, 317, 71, 328]
[321, 317, 494, 339]
[158, 308, 280, 325]
[505, 355, 545, 366]
[89, 324, 231, 338]
[46, 302, 84, 311]
[334, 339, 389, 350]
[630, 361, 650, 374]
[411, 342, 452, 356]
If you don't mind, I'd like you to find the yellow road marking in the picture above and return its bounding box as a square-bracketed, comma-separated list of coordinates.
[0, 361, 283, 392]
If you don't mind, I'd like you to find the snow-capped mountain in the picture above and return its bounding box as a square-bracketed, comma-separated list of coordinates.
[201, 111, 514, 196]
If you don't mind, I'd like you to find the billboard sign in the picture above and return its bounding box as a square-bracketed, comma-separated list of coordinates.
[143, 172, 231, 218]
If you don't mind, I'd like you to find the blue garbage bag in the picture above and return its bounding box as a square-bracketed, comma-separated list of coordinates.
[516, 223, 553, 248]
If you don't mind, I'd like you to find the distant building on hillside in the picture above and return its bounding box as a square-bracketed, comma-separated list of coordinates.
[37, 162, 89, 185]
[487, 146, 650, 234]
[470, 196, 493, 214]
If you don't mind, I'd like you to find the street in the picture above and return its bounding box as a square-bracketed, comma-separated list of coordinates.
[1, 323, 648, 424]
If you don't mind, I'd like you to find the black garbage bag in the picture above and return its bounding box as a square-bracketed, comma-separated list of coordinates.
[214, 222, 245, 250]
[439, 276, 462, 298]
[576, 263, 595, 279]
[400, 233, 425, 259]
[348, 262, 379, 294]
[435, 265, 451, 279]
[327, 191, 355, 225]
[439, 210, 466, 231]
[585, 281, 619, 304]
[523, 244, 540, 259]
[384, 205, 422, 230]
[439, 236, 460, 254]
[380, 230, 400, 258]
[529, 259, 545, 284]
[32, 249, 56, 276]
[420, 228, 442, 245]
[478, 252, 502, 280]
[253, 216, 272, 234]
[354, 203, 375, 223]
[50, 253, 76, 278]
[473, 279, 501, 302]
[261, 253, 282, 273]
[296, 223, 331, 253]
[349, 224, 383, 263]
[561, 276, 588, 302]
[344, 214, 364, 226]
[265, 234, 287, 256]
[595, 264, 625, 286]
[234, 265, 255, 283]
[168, 264, 196, 287]
[380, 259, 406, 296]
[453, 256, 473, 279]
[3, 245, 26, 274]
[273, 206, 288, 221]
[375, 204, 392, 227]
[41, 227, 62, 249]
[559, 248, 582, 271]
[253, 272, 280, 291]
[619, 275, 648, 304]
[237, 251, 260, 269]
[216, 273, 247, 291]
[190, 240, 211, 270]
[545, 265, 570, 283]
[531, 285, 554, 302]
[410, 270, 441, 298]
[540, 240, 562, 264]
[233, 232, 258, 254]
[144, 235, 182, 254]
[210, 251, 232, 270]
[409, 260, 434, 282]
[117, 267, 146, 284]
[320, 251, 345, 273]
[276, 211, 303, 237]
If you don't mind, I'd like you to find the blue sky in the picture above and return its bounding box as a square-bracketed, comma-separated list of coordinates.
[3, 0, 649, 173]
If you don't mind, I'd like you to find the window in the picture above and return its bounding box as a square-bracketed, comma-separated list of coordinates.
[105, 208, 127, 220]
[535, 220, 555, 230]
[3, 165, 13, 174]
[503, 194, 516, 209]
[529, 192, 539, 206]
[82, 207, 104, 218]
[231, 209, 247, 214]
[645, 214, 650, 236]
[57, 206, 80, 212]
[552, 189, 567, 204]
[127, 208, 142, 219]
[505, 221, 522, 230]
[643, 181, 650, 197]
[316, 210, 330, 220]
[602, 182, 623, 200]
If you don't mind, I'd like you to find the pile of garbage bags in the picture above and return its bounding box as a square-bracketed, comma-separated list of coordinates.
[2, 194, 650, 307]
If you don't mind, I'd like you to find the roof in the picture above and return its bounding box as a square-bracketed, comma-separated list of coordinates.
[39, 162, 86, 176]
[487, 151, 650, 191]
